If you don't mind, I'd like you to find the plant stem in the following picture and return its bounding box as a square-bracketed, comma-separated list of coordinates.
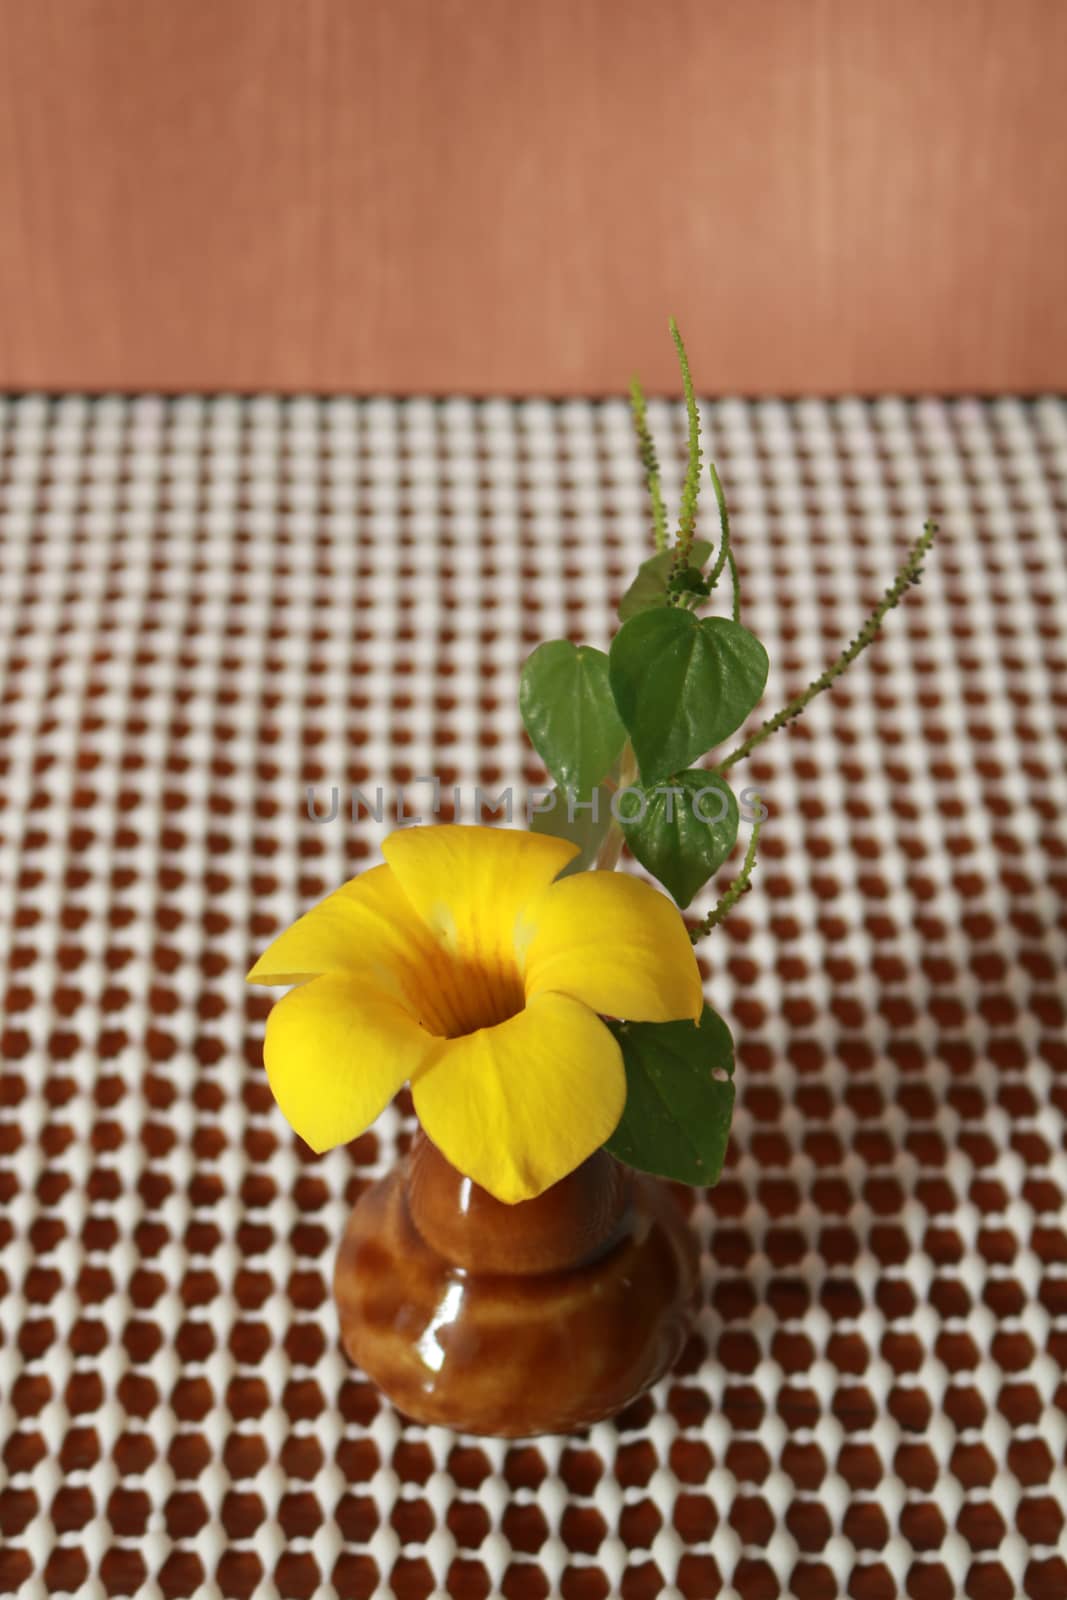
[705, 461, 742, 620]
[595, 744, 638, 871]
[689, 815, 762, 944]
[629, 377, 669, 553]
[717, 520, 938, 773]
[705, 462, 731, 590]
[726, 547, 742, 623]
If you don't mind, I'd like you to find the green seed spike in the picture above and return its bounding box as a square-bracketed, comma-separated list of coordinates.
[689, 813, 762, 944]
[718, 520, 940, 772]
[628, 376, 669, 553]
[668, 318, 703, 579]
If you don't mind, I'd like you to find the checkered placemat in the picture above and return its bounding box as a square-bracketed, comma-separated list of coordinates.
[1, 392, 1066, 1599]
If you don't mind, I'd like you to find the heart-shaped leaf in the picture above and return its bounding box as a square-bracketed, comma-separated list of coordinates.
[619, 770, 738, 907]
[519, 641, 627, 793]
[529, 784, 613, 873]
[604, 1004, 735, 1185]
[609, 608, 768, 784]
[617, 539, 712, 622]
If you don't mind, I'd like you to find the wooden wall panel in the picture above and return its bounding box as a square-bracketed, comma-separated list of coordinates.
[0, 0, 1064, 395]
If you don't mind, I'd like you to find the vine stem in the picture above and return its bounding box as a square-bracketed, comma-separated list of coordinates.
[595, 744, 638, 871]
[705, 462, 731, 591]
[717, 520, 938, 773]
[689, 814, 762, 944]
[725, 547, 741, 623]
[706, 461, 742, 620]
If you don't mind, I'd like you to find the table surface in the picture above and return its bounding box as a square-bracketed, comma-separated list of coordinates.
[0, 393, 1065, 1600]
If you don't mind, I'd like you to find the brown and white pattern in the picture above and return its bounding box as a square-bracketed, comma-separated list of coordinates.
[1, 392, 1065, 1598]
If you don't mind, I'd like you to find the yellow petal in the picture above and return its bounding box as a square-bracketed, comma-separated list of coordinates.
[263, 971, 434, 1152]
[521, 871, 703, 1023]
[382, 825, 578, 1023]
[247, 865, 459, 1035]
[412, 993, 625, 1204]
[247, 874, 377, 984]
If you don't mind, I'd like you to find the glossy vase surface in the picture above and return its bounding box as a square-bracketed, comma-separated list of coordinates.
[334, 1132, 699, 1436]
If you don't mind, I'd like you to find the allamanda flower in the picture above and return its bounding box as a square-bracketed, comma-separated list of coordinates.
[247, 825, 703, 1203]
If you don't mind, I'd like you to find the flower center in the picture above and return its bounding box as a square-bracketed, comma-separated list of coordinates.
[447, 947, 524, 1036]
[408, 940, 526, 1039]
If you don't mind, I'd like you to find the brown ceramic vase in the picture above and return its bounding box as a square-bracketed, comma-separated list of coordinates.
[334, 1132, 699, 1436]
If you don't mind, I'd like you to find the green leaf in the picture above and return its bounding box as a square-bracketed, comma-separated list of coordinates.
[617, 539, 712, 622]
[529, 784, 613, 873]
[604, 1005, 735, 1186]
[620, 770, 738, 908]
[609, 608, 768, 785]
[519, 641, 627, 793]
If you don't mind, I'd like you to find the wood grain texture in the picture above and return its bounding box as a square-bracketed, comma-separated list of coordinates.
[0, 0, 1064, 394]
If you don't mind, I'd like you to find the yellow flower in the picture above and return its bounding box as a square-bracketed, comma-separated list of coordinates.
[247, 825, 702, 1203]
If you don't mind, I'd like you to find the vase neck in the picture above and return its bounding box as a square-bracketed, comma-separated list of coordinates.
[405, 1132, 632, 1277]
